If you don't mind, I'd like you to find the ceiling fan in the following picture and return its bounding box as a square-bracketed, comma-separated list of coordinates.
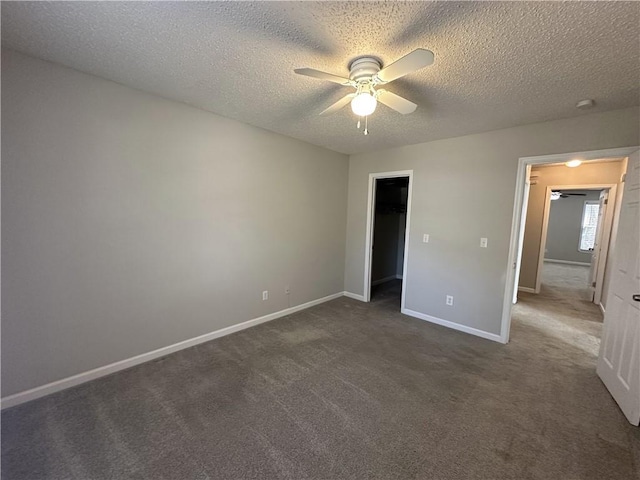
[551, 191, 587, 200]
[294, 49, 434, 134]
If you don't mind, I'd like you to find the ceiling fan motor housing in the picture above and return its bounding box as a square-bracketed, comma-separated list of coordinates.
[349, 57, 381, 82]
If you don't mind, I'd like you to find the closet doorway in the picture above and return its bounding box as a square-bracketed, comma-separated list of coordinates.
[363, 171, 413, 309]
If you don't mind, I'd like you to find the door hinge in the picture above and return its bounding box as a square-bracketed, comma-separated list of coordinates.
[592, 281, 596, 287]
[604, 199, 608, 205]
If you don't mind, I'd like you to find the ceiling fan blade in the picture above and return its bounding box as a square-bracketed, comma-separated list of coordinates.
[376, 90, 417, 114]
[375, 49, 434, 83]
[294, 68, 353, 86]
[319, 94, 355, 116]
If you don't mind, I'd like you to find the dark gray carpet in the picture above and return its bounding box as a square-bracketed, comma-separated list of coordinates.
[2, 274, 639, 479]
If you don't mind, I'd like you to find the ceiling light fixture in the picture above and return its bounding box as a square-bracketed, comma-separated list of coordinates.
[565, 159, 582, 168]
[351, 91, 377, 117]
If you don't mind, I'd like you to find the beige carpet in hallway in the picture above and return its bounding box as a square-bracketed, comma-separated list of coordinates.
[513, 261, 603, 358]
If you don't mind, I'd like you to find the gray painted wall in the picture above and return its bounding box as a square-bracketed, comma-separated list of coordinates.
[545, 190, 601, 263]
[345, 107, 639, 337]
[520, 161, 625, 290]
[1, 50, 349, 397]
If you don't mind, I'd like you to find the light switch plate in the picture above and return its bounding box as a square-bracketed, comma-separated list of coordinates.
[480, 237, 488, 248]
[423, 234, 429, 243]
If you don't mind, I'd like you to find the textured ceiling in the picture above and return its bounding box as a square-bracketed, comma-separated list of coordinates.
[2, 1, 639, 155]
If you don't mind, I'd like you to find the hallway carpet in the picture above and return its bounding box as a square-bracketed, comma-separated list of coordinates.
[3, 274, 638, 479]
[515, 261, 603, 358]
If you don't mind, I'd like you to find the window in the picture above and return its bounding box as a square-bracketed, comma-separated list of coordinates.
[579, 201, 600, 252]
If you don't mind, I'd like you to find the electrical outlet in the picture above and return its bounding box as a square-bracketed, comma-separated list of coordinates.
[262, 291, 269, 301]
[423, 234, 430, 243]
[446, 295, 454, 306]
[480, 237, 488, 248]
[285, 286, 290, 295]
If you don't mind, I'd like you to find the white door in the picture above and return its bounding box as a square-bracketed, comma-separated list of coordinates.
[589, 190, 608, 302]
[597, 150, 640, 425]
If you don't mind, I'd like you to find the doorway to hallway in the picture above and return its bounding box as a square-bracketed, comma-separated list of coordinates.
[504, 146, 640, 425]
[542, 187, 608, 305]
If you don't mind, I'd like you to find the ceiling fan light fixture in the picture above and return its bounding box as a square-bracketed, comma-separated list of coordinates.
[565, 159, 582, 168]
[351, 92, 377, 116]
[294, 48, 433, 132]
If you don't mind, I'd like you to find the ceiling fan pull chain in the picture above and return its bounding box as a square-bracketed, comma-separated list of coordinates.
[357, 118, 361, 129]
[364, 116, 369, 135]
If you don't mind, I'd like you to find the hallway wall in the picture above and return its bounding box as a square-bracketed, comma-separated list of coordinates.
[545, 190, 601, 264]
[520, 161, 625, 290]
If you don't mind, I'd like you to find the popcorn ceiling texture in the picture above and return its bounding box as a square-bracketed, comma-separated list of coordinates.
[2, 1, 639, 154]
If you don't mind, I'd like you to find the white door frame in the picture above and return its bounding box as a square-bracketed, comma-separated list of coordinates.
[590, 190, 610, 306]
[500, 146, 638, 343]
[513, 165, 532, 303]
[363, 170, 413, 309]
[535, 183, 617, 294]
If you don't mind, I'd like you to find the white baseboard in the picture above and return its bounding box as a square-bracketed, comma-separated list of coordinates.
[343, 291, 366, 302]
[1, 292, 345, 410]
[371, 275, 398, 286]
[544, 259, 591, 266]
[599, 303, 605, 315]
[518, 286, 536, 294]
[401, 308, 504, 344]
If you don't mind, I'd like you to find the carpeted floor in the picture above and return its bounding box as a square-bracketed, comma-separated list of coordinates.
[2, 268, 638, 479]
[514, 261, 603, 358]
[370, 278, 403, 305]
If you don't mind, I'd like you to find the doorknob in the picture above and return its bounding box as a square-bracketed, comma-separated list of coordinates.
[633, 294, 640, 302]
